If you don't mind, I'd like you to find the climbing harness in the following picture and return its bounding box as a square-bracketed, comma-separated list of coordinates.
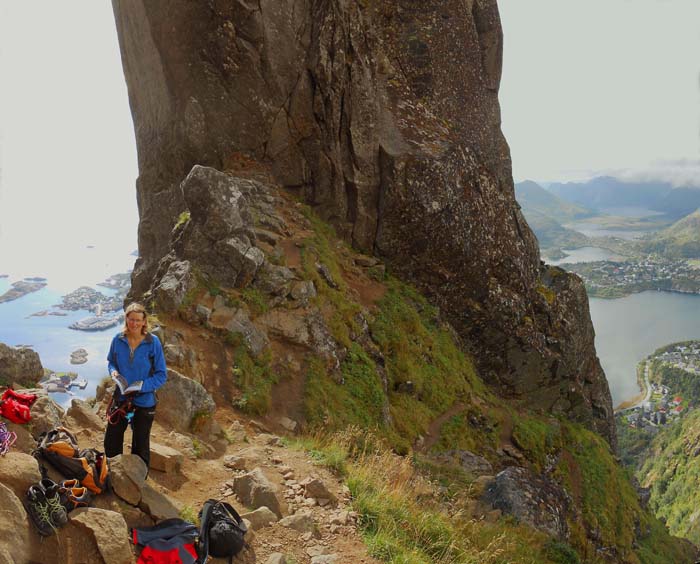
[0, 422, 17, 455]
[106, 394, 136, 426]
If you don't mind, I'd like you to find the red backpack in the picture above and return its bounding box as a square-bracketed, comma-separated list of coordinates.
[0, 389, 37, 424]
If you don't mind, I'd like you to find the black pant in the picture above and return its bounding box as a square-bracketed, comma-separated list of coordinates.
[104, 405, 156, 469]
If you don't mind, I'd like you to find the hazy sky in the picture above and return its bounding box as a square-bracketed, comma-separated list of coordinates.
[499, 0, 700, 184]
[1, 1, 699, 282]
[0, 1, 138, 283]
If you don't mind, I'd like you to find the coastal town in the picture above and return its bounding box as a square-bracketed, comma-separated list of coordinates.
[618, 341, 700, 432]
[564, 257, 700, 297]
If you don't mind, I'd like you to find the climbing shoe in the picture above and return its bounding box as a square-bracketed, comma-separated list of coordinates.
[59, 485, 92, 512]
[39, 478, 69, 527]
[25, 485, 57, 536]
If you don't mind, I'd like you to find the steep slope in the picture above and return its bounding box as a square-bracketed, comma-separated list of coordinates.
[634, 408, 700, 546]
[137, 186, 697, 562]
[111, 0, 614, 444]
[515, 180, 594, 222]
[640, 209, 700, 258]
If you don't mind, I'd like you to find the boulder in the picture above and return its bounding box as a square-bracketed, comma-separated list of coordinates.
[301, 477, 336, 504]
[240, 506, 279, 530]
[289, 280, 317, 306]
[194, 304, 211, 324]
[278, 416, 298, 433]
[139, 483, 180, 521]
[254, 263, 295, 296]
[0, 452, 42, 498]
[149, 442, 184, 474]
[223, 447, 265, 471]
[266, 554, 288, 564]
[153, 259, 195, 312]
[29, 394, 64, 437]
[481, 466, 570, 540]
[0, 482, 29, 563]
[279, 511, 318, 536]
[0, 343, 43, 388]
[232, 468, 283, 518]
[109, 454, 148, 506]
[258, 310, 310, 347]
[433, 450, 494, 477]
[66, 399, 105, 431]
[157, 369, 216, 434]
[216, 237, 266, 288]
[70, 508, 132, 564]
[210, 307, 269, 357]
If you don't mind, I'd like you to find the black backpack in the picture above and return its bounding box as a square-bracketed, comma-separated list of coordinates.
[197, 499, 247, 563]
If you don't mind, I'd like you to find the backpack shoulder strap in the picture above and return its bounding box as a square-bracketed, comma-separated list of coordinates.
[219, 501, 247, 533]
[197, 499, 216, 564]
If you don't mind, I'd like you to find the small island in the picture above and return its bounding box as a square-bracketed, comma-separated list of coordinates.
[58, 286, 124, 314]
[0, 279, 48, 304]
[70, 348, 89, 364]
[70, 314, 123, 332]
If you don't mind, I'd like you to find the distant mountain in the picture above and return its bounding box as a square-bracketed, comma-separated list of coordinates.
[520, 209, 589, 249]
[546, 176, 700, 220]
[546, 176, 673, 211]
[654, 187, 700, 218]
[515, 180, 594, 221]
[641, 209, 700, 258]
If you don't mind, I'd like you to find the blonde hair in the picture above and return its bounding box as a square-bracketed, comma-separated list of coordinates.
[122, 302, 149, 335]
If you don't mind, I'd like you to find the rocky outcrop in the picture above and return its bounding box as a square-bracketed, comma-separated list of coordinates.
[0, 343, 43, 388]
[111, 0, 614, 444]
[482, 466, 571, 540]
[156, 368, 216, 434]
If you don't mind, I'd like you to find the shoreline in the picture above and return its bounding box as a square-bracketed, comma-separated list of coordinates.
[614, 361, 649, 413]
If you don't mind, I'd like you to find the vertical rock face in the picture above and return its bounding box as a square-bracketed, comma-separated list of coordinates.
[111, 0, 615, 444]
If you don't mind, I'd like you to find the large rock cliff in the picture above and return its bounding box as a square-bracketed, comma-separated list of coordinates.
[111, 0, 615, 444]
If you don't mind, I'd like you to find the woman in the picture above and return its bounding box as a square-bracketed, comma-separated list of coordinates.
[104, 302, 167, 469]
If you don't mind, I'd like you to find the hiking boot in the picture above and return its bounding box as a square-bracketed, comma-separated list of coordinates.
[59, 486, 92, 512]
[39, 479, 69, 527]
[25, 485, 57, 536]
[60, 479, 80, 490]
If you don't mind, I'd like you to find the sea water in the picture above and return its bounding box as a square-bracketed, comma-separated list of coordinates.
[589, 291, 700, 406]
[0, 246, 136, 408]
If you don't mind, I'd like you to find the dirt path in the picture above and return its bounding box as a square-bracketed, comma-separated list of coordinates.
[144, 405, 382, 564]
[419, 402, 466, 452]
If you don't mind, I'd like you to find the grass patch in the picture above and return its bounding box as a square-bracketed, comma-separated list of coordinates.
[241, 287, 269, 317]
[512, 414, 561, 471]
[293, 430, 561, 564]
[179, 504, 199, 525]
[231, 344, 278, 415]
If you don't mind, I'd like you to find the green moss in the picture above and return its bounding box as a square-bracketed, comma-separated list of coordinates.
[537, 284, 557, 305]
[174, 211, 191, 230]
[179, 504, 199, 525]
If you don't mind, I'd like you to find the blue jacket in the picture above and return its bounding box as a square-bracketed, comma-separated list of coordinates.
[107, 332, 167, 408]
